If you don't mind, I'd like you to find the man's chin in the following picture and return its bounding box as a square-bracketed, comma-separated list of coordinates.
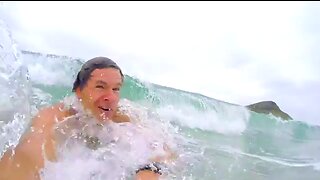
[96, 113, 113, 122]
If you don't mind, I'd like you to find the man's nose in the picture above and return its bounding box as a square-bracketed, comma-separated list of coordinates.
[103, 96, 109, 101]
[102, 90, 115, 101]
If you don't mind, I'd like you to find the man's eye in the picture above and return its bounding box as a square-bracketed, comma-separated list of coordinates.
[113, 88, 120, 91]
[96, 85, 104, 89]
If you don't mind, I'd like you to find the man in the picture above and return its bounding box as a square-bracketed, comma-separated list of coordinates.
[0, 57, 170, 180]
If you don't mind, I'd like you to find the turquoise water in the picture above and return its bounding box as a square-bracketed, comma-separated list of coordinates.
[1, 19, 320, 179]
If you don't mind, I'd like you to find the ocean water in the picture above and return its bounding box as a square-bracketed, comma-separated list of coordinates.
[1, 19, 320, 180]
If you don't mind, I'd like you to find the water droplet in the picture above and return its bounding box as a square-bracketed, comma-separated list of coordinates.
[26, 73, 30, 80]
[151, 141, 160, 149]
[126, 131, 133, 137]
[58, 106, 63, 112]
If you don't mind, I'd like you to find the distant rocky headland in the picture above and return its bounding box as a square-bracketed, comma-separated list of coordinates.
[246, 101, 292, 120]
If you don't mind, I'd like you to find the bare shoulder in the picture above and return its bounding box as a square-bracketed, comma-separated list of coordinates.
[31, 103, 68, 128]
[37, 102, 66, 119]
[18, 102, 69, 142]
[113, 107, 131, 123]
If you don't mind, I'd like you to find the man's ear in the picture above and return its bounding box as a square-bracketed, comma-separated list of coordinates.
[75, 88, 82, 98]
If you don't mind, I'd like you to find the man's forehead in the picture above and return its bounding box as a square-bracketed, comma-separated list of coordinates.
[91, 68, 122, 77]
[89, 69, 122, 83]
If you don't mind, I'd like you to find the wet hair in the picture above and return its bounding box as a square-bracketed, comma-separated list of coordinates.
[72, 57, 124, 92]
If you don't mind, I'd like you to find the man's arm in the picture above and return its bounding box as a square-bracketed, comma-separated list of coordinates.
[135, 143, 177, 180]
[0, 106, 60, 180]
[135, 170, 161, 180]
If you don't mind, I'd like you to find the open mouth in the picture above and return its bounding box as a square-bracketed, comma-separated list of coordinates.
[98, 107, 111, 112]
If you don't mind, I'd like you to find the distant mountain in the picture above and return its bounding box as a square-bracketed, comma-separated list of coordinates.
[246, 101, 292, 120]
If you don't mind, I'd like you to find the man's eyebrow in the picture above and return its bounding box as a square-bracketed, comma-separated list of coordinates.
[96, 80, 122, 86]
[95, 80, 107, 85]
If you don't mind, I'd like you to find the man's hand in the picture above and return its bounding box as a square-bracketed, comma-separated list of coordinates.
[150, 143, 177, 163]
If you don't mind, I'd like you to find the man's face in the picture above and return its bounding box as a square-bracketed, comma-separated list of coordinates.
[75, 68, 123, 122]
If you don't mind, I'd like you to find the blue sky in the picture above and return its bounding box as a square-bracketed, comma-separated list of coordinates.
[1, 2, 319, 123]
